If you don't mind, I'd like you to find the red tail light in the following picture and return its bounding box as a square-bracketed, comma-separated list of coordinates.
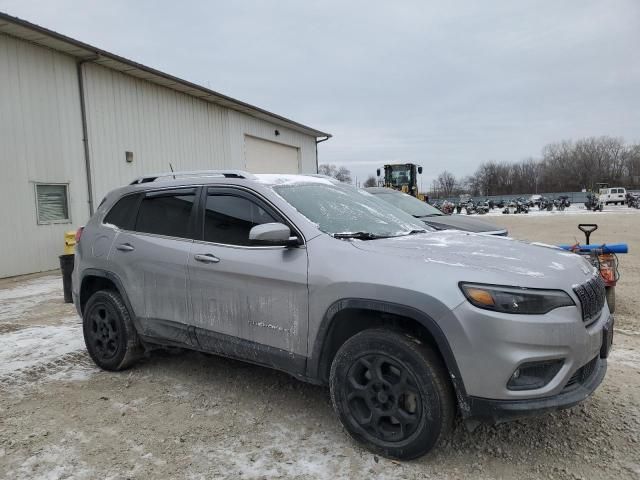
[75, 226, 84, 243]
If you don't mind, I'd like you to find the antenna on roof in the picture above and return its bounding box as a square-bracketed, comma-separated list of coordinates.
[169, 163, 175, 179]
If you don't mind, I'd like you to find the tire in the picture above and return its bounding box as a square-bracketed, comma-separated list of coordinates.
[329, 329, 455, 460]
[83, 290, 143, 371]
[606, 287, 615, 314]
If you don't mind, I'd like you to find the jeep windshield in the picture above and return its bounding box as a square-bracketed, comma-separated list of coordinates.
[273, 182, 429, 239]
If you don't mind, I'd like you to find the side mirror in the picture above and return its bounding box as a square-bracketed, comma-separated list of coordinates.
[418, 166, 423, 174]
[249, 223, 299, 246]
[376, 168, 380, 177]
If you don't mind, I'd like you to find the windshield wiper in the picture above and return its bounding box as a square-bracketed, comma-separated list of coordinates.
[385, 229, 428, 238]
[332, 232, 385, 240]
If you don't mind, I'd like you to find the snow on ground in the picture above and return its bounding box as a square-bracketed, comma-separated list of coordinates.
[0, 274, 94, 392]
[188, 421, 385, 480]
[0, 275, 63, 322]
[457, 204, 640, 217]
[7, 433, 96, 480]
[0, 322, 84, 375]
[609, 347, 640, 369]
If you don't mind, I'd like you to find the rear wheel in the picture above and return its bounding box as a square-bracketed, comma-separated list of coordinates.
[83, 290, 143, 371]
[330, 329, 454, 459]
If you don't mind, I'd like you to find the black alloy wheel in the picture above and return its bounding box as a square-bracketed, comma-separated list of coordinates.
[344, 354, 422, 442]
[330, 328, 455, 459]
[86, 303, 120, 361]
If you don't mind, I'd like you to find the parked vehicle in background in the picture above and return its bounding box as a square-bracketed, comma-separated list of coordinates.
[475, 201, 490, 215]
[74, 171, 613, 459]
[528, 194, 542, 207]
[554, 196, 570, 211]
[440, 200, 455, 215]
[515, 198, 530, 214]
[539, 197, 554, 211]
[599, 187, 626, 205]
[376, 163, 424, 199]
[585, 193, 603, 211]
[365, 188, 507, 235]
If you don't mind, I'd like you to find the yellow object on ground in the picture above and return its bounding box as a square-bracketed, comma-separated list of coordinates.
[64, 231, 76, 254]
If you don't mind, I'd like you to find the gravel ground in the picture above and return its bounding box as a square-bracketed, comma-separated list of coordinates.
[1, 211, 639, 479]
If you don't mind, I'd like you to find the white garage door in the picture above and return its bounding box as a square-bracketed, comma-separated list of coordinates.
[245, 135, 300, 174]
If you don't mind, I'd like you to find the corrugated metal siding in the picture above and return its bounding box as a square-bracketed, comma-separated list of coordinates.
[227, 110, 317, 174]
[83, 63, 317, 202]
[0, 33, 88, 277]
[0, 36, 318, 278]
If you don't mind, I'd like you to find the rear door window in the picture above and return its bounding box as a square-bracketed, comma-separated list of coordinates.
[134, 189, 197, 239]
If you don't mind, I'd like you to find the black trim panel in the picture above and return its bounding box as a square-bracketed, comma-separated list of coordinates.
[194, 326, 306, 376]
[467, 358, 607, 423]
[137, 318, 306, 377]
[138, 318, 195, 347]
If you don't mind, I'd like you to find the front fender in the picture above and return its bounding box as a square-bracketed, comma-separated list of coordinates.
[306, 297, 470, 414]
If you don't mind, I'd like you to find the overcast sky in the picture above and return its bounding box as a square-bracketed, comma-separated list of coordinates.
[3, 0, 639, 188]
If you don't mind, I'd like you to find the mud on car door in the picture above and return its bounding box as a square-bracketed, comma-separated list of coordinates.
[187, 187, 309, 373]
[109, 188, 198, 344]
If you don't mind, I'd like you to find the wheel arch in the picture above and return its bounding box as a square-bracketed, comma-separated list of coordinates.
[79, 269, 136, 320]
[307, 298, 470, 413]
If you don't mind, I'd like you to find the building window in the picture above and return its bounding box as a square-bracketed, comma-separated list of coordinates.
[35, 184, 70, 224]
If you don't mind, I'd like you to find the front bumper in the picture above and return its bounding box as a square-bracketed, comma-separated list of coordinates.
[466, 356, 607, 423]
[443, 300, 610, 402]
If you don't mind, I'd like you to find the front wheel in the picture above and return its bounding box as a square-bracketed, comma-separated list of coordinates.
[330, 329, 455, 460]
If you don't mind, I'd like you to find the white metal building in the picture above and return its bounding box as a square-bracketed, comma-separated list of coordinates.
[0, 12, 330, 278]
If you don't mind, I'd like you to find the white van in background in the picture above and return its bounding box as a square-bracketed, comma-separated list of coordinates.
[599, 187, 627, 205]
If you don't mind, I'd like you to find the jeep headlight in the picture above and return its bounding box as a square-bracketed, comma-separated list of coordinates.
[459, 283, 574, 314]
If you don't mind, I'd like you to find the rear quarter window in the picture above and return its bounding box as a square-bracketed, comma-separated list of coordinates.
[103, 194, 141, 230]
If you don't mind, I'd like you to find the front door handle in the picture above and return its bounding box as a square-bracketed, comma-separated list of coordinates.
[194, 253, 220, 264]
[116, 243, 135, 252]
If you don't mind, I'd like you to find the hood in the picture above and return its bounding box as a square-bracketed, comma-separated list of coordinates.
[422, 215, 506, 234]
[350, 231, 596, 288]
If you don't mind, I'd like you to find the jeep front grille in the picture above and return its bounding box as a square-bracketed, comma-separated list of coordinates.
[573, 276, 606, 327]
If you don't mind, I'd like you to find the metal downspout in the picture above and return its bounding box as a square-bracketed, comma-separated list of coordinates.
[76, 56, 98, 215]
[315, 136, 331, 173]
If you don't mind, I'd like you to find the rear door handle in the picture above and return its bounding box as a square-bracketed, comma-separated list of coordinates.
[194, 253, 220, 264]
[116, 243, 135, 252]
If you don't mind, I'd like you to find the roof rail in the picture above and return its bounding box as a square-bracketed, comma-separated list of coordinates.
[130, 170, 256, 185]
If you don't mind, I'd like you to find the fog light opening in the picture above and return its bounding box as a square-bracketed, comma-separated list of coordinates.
[507, 359, 564, 391]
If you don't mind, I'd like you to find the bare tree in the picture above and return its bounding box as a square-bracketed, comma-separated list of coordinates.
[336, 166, 352, 184]
[363, 175, 377, 188]
[318, 164, 337, 177]
[318, 164, 352, 184]
[437, 171, 457, 197]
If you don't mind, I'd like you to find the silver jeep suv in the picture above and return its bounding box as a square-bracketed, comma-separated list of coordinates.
[73, 171, 613, 459]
